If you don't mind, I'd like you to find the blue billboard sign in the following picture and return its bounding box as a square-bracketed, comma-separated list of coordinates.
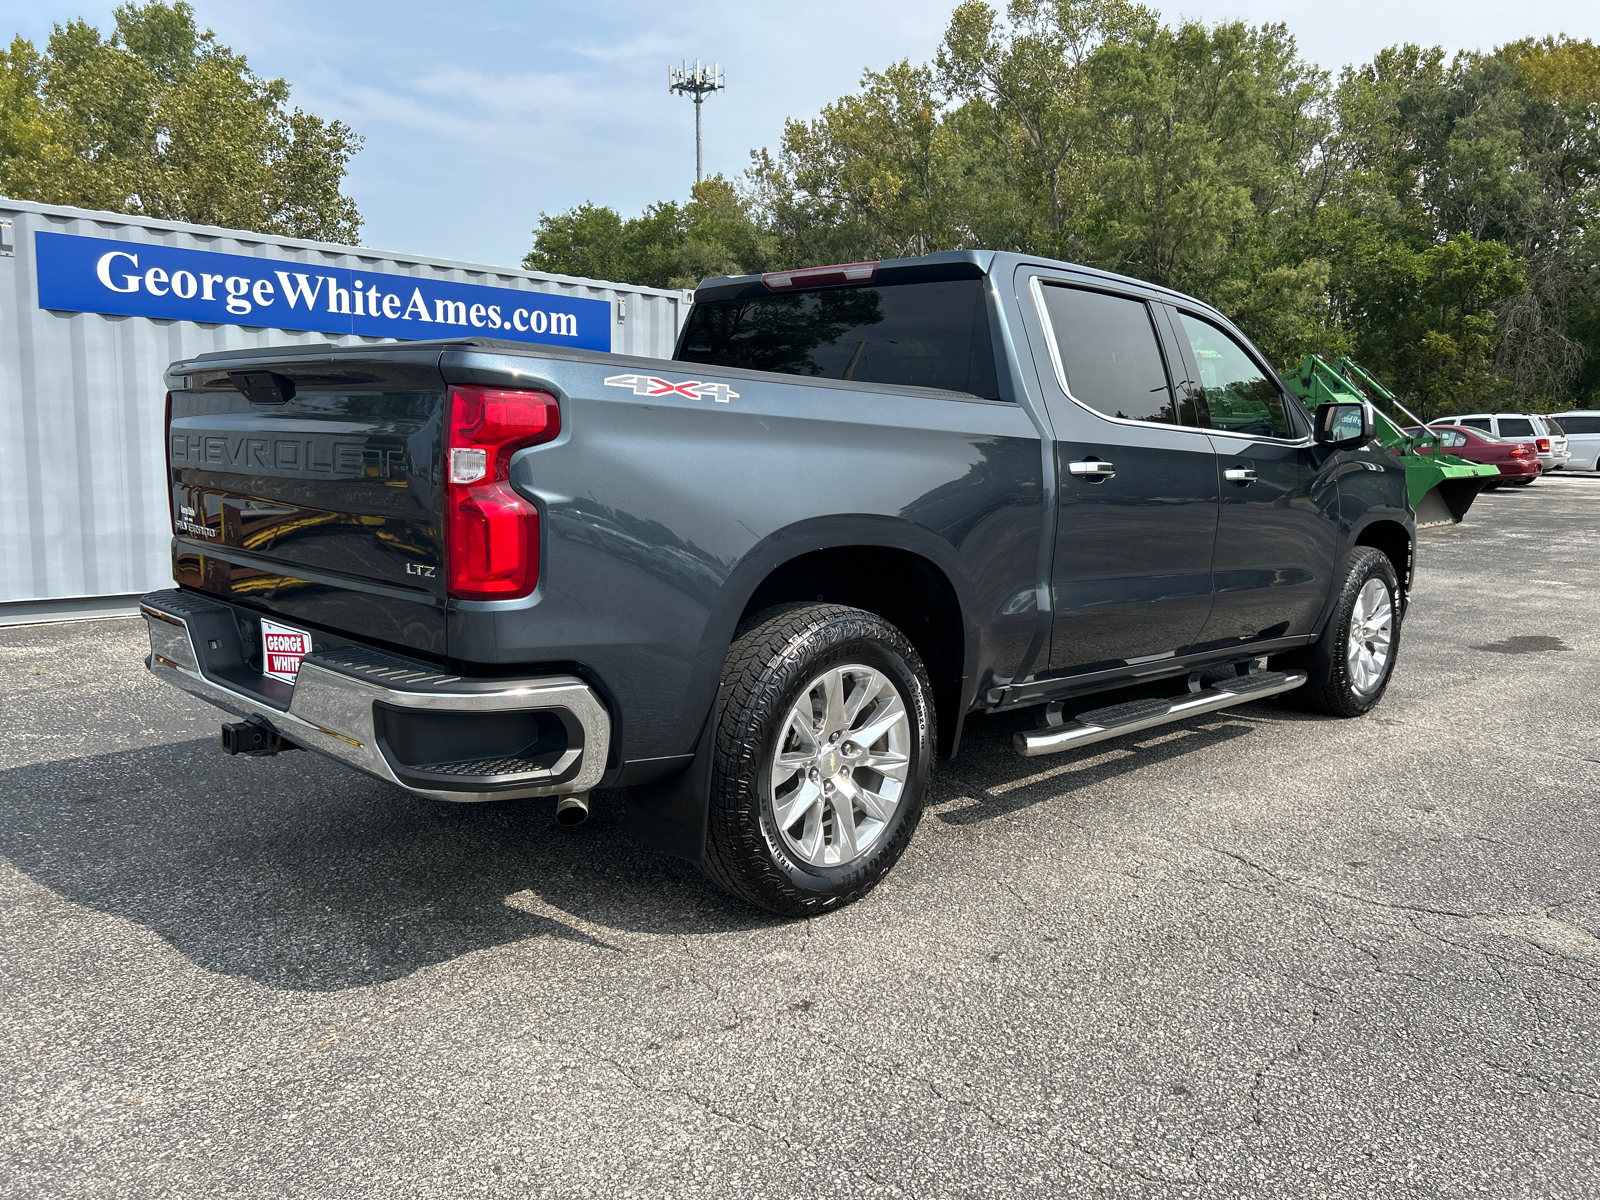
[33, 230, 611, 351]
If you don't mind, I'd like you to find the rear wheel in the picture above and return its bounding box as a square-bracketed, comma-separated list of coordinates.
[1275, 548, 1401, 718]
[701, 604, 934, 916]
[1511, 476, 1534, 486]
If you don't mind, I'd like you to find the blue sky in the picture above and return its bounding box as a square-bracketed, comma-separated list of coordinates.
[3, 0, 1597, 269]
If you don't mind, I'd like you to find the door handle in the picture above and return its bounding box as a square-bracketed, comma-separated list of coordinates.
[1068, 461, 1116, 477]
[1224, 467, 1257, 484]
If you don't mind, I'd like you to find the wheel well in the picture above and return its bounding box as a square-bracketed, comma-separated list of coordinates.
[1354, 520, 1412, 595]
[740, 547, 965, 757]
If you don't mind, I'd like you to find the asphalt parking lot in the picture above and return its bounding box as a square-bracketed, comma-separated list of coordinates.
[3, 475, 1598, 1199]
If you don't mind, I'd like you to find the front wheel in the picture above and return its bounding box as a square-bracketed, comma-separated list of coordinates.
[1276, 548, 1402, 717]
[701, 604, 934, 916]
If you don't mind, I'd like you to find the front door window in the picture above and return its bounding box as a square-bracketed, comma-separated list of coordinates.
[1175, 312, 1292, 439]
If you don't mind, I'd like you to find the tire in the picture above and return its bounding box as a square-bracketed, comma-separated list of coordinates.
[1275, 548, 1402, 718]
[701, 603, 934, 917]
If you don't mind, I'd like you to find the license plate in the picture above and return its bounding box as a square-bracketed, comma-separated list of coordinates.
[261, 619, 314, 684]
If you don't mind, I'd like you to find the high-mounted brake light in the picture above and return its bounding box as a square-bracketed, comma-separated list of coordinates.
[762, 261, 879, 290]
[444, 386, 560, 600]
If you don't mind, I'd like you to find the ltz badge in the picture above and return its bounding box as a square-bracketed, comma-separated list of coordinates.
[604, 374, 739, 403]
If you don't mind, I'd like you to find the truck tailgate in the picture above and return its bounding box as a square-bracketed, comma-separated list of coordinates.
[166, 349, 448, 657]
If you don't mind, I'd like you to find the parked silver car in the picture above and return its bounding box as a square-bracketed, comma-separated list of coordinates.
[1429, 412, 1570, 473]
[1549, 411, 1600, 471]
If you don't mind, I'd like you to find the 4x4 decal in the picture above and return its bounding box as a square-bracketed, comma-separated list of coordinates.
[604, 374, 739, 404]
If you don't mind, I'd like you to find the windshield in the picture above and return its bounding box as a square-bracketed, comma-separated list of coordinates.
[677, 279, 1001, 399]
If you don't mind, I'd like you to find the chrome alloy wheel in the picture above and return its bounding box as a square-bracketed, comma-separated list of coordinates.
[768, 664, 911, 868]
[1346, 577, 1394, 695]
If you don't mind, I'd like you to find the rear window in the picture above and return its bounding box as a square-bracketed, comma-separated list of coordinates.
[676, 279, 1001, 399]
[1545, 417, 1566, 435]
[1555, 415, 1600, 434]
[1498, 417, 1535, 437]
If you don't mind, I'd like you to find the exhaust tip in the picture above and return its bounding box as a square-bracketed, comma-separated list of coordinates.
[555, 793, 590, 826]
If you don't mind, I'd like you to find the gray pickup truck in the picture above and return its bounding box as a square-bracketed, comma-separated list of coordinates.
[141, 251, 1411, 915]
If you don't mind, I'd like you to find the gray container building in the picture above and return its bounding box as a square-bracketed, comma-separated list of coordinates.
[0, 198, 691, 623]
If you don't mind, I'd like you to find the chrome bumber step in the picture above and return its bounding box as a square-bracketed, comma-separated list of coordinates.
[1013, 670, 1308, 758]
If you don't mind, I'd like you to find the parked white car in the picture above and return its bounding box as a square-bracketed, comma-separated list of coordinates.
[1429, 413, 1571, 473]
[1549, 411, 1600, 471]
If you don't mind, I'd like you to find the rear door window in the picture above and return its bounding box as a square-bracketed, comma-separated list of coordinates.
[1498, 417, 1535, 437]
[1460, 418, 1492, 431]
[1174, 312, 1293, 438]
[1038, 285, 1175, 424]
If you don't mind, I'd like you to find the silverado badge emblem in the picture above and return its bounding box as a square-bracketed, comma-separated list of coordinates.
[604, 374, 739, 403]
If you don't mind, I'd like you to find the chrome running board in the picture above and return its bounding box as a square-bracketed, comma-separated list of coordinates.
[1013, 669, 1308, 758]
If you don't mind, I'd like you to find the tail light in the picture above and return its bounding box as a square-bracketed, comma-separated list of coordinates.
[762, 261, 879, 290]
[1537, 438, 1551, 453]
[1510, 444, 1530, 457]
[445, 386, 560, 600]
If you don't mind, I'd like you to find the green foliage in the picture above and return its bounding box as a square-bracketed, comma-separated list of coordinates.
[530, 3, 1600, 412]
[523, 176, 775, 290]
[0, 2, 362, 242]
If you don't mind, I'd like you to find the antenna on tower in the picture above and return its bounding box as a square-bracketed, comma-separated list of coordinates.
[668, 60, 726, 186]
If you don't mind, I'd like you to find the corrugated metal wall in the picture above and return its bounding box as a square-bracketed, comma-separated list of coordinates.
[0, 199, 691, 621]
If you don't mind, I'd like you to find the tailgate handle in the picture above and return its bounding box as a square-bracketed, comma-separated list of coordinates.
[229, 371, 297, 405]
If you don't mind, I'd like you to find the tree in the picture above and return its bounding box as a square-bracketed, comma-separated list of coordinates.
[0, 2, 362, 243]
[937, 0, 1154, 252]
[523, 176, 774, 289]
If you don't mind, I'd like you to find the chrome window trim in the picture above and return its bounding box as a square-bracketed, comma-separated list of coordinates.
[1028, 275, 1313, 448]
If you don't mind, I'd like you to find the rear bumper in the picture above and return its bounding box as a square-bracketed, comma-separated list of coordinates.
[140, 589, 610, 803]
[1496, 460, 1542, 478]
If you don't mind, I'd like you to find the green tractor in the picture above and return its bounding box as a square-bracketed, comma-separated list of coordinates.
[1282, 355, 1500, 528]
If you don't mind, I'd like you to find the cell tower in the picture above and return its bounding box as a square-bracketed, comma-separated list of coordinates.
[668, 60, 726, 185]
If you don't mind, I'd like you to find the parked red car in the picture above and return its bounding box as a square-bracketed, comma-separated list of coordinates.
[1405, 425, 1543, 487]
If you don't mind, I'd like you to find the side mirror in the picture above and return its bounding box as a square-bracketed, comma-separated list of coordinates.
[1314, 402, 1373, 446]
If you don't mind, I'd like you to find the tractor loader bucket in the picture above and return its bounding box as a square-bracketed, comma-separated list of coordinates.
[1409, 467, 1492, 529]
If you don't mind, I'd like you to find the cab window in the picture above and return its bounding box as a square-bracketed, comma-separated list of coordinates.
[677, 279, 1001, 399]
[1175, 312, 1292, 439]
[1039, 284, 1175, 425]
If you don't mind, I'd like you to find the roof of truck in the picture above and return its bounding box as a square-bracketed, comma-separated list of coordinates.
[692, 249, 1219, 314]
